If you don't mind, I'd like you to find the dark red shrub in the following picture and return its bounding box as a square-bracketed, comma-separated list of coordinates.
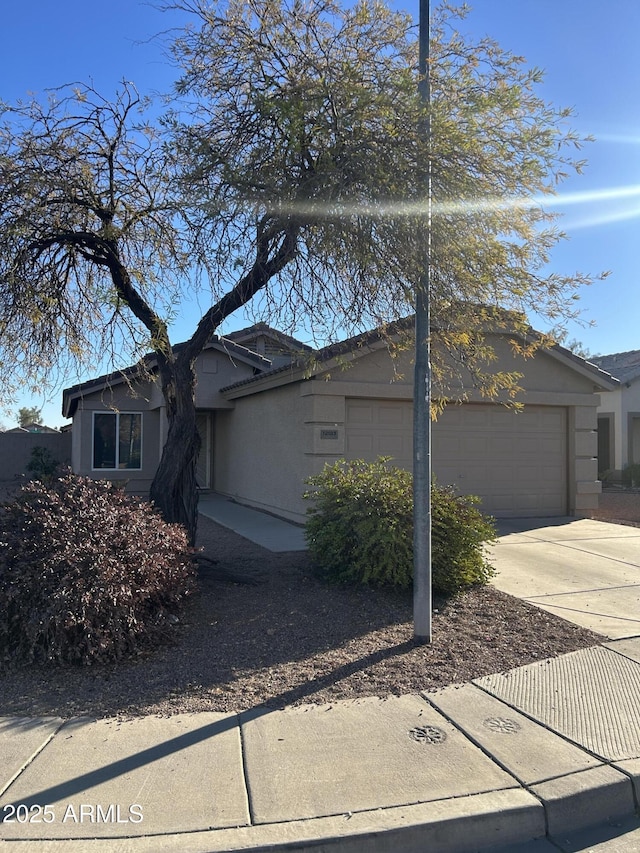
[0, 471, 197, 667]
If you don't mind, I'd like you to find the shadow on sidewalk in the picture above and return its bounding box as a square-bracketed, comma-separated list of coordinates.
[1, 638, 417, 810]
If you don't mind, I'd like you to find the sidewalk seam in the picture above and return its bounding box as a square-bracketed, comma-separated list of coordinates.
[420, 692, 550, 836]
[238, 712, 256, 826]
[526, 583, 640, 597]
[473, 676, 640, 818]
[0, 718, 68, 799]
[610, 763, 640, 813]
[523, 601, 640, 628]
[471, 679, 609, 764]
[523, 537, 640, 569]
[602, 640, 640, 667]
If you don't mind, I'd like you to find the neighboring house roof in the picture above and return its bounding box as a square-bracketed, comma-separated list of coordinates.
[591, 350, 640, 385]
[61, 337, 272, 419]
[5, 423, 59, 433]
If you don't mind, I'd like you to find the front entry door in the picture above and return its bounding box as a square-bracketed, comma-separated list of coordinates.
[195, 412, 212, 489]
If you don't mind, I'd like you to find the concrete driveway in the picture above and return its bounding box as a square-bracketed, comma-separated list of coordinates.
[491, 518, 640, 639]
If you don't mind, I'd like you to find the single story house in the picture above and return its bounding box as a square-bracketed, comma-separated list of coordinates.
[62, 321, 618, 523]
[591, 350, 640, 478]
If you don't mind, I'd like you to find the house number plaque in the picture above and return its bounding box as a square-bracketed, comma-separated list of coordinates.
[320, 429, 339, 440]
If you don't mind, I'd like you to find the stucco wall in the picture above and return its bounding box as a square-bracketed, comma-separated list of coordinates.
[70, 380, 161, 495]
[305, 335, 598, 399]
[480, 338, 597, 395]
[193, 349, 257, 408]
[221, 335, 605, 521]
[0, 431, 72, 483]
[214, 383, 312, 521]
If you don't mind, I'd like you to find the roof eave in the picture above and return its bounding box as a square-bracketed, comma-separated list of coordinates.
[62, 338, 271, 418]
[545, 345, 620, 391]
[221, 335, 395, 398]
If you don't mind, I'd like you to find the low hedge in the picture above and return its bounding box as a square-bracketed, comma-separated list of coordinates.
[304, 457, 496, 594]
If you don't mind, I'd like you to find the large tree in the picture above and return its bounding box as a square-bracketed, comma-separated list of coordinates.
[17, 406, 43, 428]
[0, 0, 601, 541]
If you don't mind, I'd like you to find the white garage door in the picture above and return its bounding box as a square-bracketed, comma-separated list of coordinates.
[345, 399, 567, 517]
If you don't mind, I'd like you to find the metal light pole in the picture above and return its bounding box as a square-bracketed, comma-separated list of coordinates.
[413, 0, 432, 642]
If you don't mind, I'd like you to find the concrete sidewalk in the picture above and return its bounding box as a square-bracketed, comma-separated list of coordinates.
[2, 639, 640, 852]
[198, 493, 307, 552]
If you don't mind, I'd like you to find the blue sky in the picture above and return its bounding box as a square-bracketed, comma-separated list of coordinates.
[1, 0, 639, 426]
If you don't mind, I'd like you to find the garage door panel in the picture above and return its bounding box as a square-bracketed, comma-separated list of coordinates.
[541, 410, 565, 429]
[345, 435, 374, 455]
[465, 436, 490, 454]
[345, 402, 374, 424]
[492, 469, 515, 487]
[514, 494, 541, 511]
[463, 409, 490, 429]
[345, 399, 567, 517]
[378, 406, 407, 426]
[489, 410, 512, 429]
[519, 410, 543, 429]
[515, 437, 540, 454]
[491, 495, 518, 513]
[378, 436, 407, 457]
[435, 435, 461, 456]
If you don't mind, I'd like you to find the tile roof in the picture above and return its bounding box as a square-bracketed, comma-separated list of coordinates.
[591, 350, 640, 384]
[222, 322, 313, 353]
[61, 337, 271, 418]
[219, 317, 415, 394]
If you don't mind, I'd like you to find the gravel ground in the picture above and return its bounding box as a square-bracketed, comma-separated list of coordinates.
[0, 484, 617, 719]
[587, 488, 640, 526]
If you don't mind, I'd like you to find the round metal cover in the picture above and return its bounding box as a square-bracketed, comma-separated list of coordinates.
[409, 725, 447, 744]
[483, 716, 521, 734]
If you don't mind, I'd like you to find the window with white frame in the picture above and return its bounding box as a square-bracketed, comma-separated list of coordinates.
[93, 412, 142, 470]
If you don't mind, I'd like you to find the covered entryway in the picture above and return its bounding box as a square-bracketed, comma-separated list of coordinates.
[345, 399, 567, 517]
[597, 414, 614, 476]
[196, 411, 214, 490]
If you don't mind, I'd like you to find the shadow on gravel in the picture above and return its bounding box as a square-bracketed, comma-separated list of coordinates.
[0, 515, 603, 719]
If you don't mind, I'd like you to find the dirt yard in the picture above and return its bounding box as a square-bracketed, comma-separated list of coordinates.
[0, 480, 609, 719]
[588, 489, 640, 526]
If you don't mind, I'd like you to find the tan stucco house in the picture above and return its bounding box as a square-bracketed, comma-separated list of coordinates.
[62, 321, 618, 523]
[591, 350, 640, 478]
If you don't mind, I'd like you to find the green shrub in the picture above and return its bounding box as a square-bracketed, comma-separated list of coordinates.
[25, 446, 60, 483]
[430, 484, 497, 594]
[304, 458, 414, 587]
[304, 457, 496, 594]
[622, 463, 640, 488]
[0, 471, 197, 667]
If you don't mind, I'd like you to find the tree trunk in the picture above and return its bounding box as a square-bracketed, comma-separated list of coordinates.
[144, 227, 299, 544]
[149, 358, 201, 545]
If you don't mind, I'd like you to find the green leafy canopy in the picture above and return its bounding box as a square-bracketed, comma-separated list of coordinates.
[0, 0, 606, 534]
[0, 0, 601, 402]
